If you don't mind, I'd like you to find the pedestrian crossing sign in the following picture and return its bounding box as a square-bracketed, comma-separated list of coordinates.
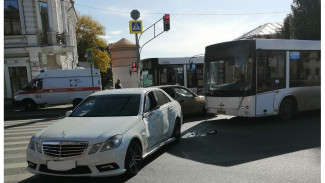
[129, 20, 143, 34]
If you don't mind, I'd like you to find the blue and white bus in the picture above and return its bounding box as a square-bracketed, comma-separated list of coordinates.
[204, 39, 320, 119]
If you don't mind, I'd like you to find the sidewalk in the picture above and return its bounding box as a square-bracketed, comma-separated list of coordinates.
[4, 99, 73, 121]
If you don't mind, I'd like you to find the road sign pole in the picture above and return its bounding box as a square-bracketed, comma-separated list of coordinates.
[135, 33, 141, 87]
[91, 63, 94, 93]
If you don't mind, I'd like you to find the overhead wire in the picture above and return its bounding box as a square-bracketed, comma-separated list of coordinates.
[75, 3, 290, 16]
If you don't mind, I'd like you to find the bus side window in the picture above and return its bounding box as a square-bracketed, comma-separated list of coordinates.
[257, 51, 285, 93]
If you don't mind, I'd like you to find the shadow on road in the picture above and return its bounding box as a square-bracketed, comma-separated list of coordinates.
[167, 110, 320, 167]
[4, 105, 73, 121]
[18, 174, 132, 183]
[16, 111, 320, 182]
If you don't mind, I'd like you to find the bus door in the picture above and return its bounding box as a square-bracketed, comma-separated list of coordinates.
[256, 51, 286, 116]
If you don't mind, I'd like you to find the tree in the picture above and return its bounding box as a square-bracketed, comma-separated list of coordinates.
[279, 0, 320, 40]
[76, 15, 111, 71]
[76, 15, 112, 88]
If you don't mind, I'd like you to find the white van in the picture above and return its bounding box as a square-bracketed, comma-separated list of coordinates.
[13, 69, 102, 110]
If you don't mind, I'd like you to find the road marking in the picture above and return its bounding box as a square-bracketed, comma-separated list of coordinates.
[4, 132, 37, 138]
[4, 128, 46, 133]
[4, 162, 27, 169]
[4, 146, 27, 151]
[4, 141, 29, 146]
[4, 131, 41, 136]
[4, 124, 52, 129]
[4, 173, 33, 183]
[4, 154, 26, 160]
[5, 135, 35, 141]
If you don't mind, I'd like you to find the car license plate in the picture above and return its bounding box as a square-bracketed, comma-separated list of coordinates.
[217, 109, 226, 115]
[47, 160, 76, 171]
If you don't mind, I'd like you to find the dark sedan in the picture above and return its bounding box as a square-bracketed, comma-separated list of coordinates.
[154, 85, 206, 115]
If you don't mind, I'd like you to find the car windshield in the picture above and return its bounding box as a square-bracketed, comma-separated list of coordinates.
[70, 94, 141, 117]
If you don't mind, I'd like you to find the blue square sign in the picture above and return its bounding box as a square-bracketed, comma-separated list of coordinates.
[129, 20, 143, 34]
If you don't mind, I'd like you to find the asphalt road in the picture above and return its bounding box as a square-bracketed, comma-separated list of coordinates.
[4, 111, 320, 183]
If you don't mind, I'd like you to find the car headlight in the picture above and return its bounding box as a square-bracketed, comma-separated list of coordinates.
[89, 142, 103, 155]
[100, 135, 123, 152]
[35, 141, 42, 153]
[28, 136, 35, 151]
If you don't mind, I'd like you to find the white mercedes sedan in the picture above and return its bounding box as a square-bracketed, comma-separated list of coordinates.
[26, 88, 183, 177]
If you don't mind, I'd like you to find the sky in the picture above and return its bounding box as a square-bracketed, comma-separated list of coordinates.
[74, 0, 293, 59]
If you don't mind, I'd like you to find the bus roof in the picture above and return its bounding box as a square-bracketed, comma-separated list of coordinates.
[206, 39, 320, 51]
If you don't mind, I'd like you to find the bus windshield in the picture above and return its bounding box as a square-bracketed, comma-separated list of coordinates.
[204, 41, 254, 97]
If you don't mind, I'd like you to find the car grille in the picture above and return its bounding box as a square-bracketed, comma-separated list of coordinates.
[42, 141, 88, 158]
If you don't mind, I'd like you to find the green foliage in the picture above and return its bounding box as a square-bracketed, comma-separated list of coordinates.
[279, 0, 320, 40]
[76, 15, 113, 88]
[76, 15, 111, 71]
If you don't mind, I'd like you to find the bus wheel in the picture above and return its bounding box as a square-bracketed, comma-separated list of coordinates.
[279, 97, 295, 120]
[23, 100, 37, 111]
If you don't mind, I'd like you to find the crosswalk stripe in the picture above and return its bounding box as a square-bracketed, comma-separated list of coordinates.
[5, 131, 41, 136]
[5, 146, 28, 151]
[4, 173, 33, 183]
[4, 141, 29, 146]
[4, 154, 26, 160]
[5, 132, 36, 138]
[4, 162, 27, 169]
[4, 122, 55, 126]
[5, 135, 34, 141]
[4, 128, 47, 133]
[4, 122, 56, 126]
[4, 124, 52, 130]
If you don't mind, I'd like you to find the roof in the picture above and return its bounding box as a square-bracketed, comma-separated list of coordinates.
[91, 88, 154, 96]
[37, 68, 100, 78]
[109, 38, 136, 50]
[234, 23, 282, 40]
[151, 85, 183, 88]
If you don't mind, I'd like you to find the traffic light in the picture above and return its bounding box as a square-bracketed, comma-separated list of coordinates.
[132, 62, 137, 72]
[163, 14, 170, 31]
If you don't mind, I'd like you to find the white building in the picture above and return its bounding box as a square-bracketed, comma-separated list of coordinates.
[4, 0, 78, 99]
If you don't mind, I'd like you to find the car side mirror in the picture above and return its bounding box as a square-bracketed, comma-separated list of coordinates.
[65, 110, 72, 117]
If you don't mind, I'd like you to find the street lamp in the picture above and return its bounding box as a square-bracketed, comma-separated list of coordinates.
[188, 54, 204, 71]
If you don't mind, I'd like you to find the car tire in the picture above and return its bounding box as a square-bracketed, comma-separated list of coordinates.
[124, 140, 142, 176]
[279, 97, 296, 120]
[23, 100, 37, 111]
[172, 119, 181, 143]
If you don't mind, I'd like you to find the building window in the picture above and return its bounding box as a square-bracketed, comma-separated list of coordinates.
[9, 66, 28, 97]
[4, 0, 21, 35]
[39, 1, 49, 33]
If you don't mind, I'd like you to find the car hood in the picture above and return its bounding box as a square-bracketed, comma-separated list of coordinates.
[35, 116, 140, 144]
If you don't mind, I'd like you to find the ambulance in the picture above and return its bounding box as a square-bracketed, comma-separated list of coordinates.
[13, 68, 102, 110]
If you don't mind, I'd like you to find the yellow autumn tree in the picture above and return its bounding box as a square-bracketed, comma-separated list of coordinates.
[76, 15, 111, 72]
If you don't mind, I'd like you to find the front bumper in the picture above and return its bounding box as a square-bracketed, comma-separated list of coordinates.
[26, 143, 129, 177]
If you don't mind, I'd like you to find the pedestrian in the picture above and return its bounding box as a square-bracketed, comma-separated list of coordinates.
[115, 79, 122, 89]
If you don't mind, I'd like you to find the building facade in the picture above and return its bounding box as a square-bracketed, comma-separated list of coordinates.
[4, 0, 78, 99]
[109, 38, 138, 88]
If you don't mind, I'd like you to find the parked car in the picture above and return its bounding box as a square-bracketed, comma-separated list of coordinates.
[154, 85, 206, 115]
[26, 88, 183, 177]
